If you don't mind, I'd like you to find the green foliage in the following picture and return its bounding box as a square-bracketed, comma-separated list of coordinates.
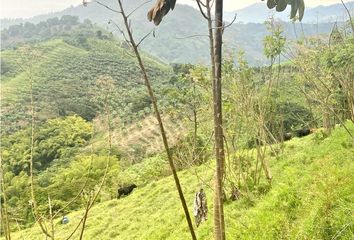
[263, 20, 286, 63]
[1, 16, 109, 49]
[8, 123, 354, 239]
[42, 154, 120, 209]
[2, 115, 92, 174]
[324, 37, 354, 69]
[1, 33, 172, 133]
[275, 101, 314, 132]
[114, 155, 170, 186]
[1, 10, 353, 240]
[294, 36, 354, 131]
[1, 116, 94, 227]
[172, 133, 211, 169]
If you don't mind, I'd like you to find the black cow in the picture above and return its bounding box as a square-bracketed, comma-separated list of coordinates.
[117, 184, 137, 199]
[295, 128, 311, 137]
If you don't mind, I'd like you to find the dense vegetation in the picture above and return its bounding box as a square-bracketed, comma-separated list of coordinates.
[0, 0, 337, 65]
[6, 123, 354, 239]
[0, 15, 106, 49]
[1, 17, 173, 134]
[1, 3, 353, 240]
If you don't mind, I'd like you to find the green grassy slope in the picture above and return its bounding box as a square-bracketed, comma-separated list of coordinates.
[1, 37, 172, 133]
[9, 123, 354, 240]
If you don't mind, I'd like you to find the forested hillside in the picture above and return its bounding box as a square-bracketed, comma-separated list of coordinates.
[1, 1, 353, 240]
[1, 16, 174, 134]
[6, 123, 354, 239]
[0, 0, 337, 65]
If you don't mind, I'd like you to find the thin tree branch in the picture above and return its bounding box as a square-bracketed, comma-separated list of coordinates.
[94, 0, 121, 14]
[79, 195, 92, 240]
[137, 29, 155, 47]
[127, 0, 152, 18]
[108, 19, 131, 46]
[340, 0, 354, 33]
[48, 195, 55, 240]
[196, 0, 209, 20]
[114, 0, 197, 239]
[175, 34, 209, 39]
[223, 13, 237, 29]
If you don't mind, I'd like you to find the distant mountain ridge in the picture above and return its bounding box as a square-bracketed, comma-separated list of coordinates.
[224, 1, 354, 23]
[0, 0, 342, 65]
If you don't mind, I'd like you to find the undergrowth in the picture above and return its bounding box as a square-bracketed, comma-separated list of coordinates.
[7, 123, 354, 240]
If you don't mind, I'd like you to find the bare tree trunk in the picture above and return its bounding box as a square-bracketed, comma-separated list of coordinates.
[193, 78, 198, 164]
[340, 0, 354, 34]
[213, 0, 226, 239]
[0, 188, 11, 240]
[0, 152, 11, 240]
[48, 195, 54, 240]
[116, 1, 197, 239]
[79, 196, 91, 240]
[323, 110, 332, 135]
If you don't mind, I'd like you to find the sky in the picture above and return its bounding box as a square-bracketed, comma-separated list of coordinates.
[0, 0, 344, 19]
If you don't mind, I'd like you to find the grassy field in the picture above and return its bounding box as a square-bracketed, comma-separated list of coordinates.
[7, 123, 354, 240]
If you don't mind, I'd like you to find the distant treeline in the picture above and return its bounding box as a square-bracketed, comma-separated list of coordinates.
[1, 16, 112, 49]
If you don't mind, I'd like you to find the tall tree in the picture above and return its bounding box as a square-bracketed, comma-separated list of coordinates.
[147, 0, 305, 239]
[213, 0, 226, 239]
[111, 1, 197, 239]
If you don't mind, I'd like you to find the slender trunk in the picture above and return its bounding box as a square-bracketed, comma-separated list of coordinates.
[213, 0, 226, 239]
[193, 78, 198, 164]
[0, 152, 11, 240]
[340, 0, 354, 34]
[347, 71, 354, 122]
[204, 3, 222, 236]
[292, 21, 298, 39]
[48, 195, 54, 240]
[206, 0, 216, 81]
[117, 1, 196, 239]
[79, 196, 91, 240]
[323, 109, 331, 135]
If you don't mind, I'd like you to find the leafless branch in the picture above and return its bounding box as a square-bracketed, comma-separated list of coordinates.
[64, 215, 85, 240]
[94, 0, 121, 14]
[48, 195, 55, 239]
[79, 195, 92, 240]
[196, 0, 209, 20]
[127, 0, 152, 18]
[340, 0, 354, 33]
[137, 29, 155, 47]
[122, 49, 136, 58]
[109, 19, 131, 45]
[224, 13, 237, 29]
[175, 34, 209, 39]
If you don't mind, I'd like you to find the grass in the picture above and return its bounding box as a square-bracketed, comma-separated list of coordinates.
[6, 123, 354, 240]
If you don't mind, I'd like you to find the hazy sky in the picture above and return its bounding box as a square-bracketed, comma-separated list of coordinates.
[0, 0, 344, 19]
